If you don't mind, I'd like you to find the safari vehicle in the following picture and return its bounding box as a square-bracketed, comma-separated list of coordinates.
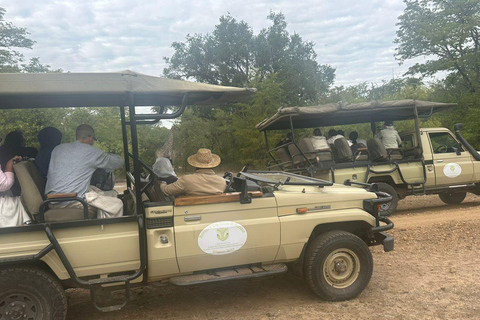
[256, 100, 480, 215]
[0, 71, 393, 320]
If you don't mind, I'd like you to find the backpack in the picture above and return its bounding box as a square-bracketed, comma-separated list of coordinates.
[90, 169, 115, 191]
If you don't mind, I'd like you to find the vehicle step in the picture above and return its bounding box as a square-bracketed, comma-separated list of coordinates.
[169, 263, 288, 286]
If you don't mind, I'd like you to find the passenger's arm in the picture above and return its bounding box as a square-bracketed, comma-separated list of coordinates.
[0, 156, 20, 192]
[160, 178, 186, 197]
[92, 150, 124, 170]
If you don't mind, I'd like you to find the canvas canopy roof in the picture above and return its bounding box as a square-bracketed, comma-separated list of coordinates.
[256, 99, 457, 131]
[0, 70, 256, 109]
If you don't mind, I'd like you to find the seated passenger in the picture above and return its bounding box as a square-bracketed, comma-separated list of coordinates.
[153, 149, 178, 184]
[0, 131, 38, 196]
[326, 129, 338, 145]
[349, 131, 367, 153]
[46, 124, 124, 218]
[310, 128, 329, 151]
[35, 127, 63, 180]
[379, 121, 401, 149]
[0, 141, 31, 227]
[327, 129, 348, 145]
[160, 148, 226, 197]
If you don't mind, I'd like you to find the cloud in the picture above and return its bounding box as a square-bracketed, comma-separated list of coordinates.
[2, 0, 419, 86]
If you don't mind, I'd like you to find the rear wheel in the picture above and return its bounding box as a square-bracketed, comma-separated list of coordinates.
[375, 182, 398, 216]
[304, 231, 373, 301]
[0, 267, 67, 320]
[439, 192, 466, 205]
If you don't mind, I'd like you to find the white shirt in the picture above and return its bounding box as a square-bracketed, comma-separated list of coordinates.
[379, 126, 402, 149]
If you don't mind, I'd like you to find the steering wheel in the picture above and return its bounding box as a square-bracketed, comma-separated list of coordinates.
[435, 145, 448, 153]
[223, 172, 234, 192]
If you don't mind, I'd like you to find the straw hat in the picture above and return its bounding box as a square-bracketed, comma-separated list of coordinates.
[187, 148, 221, 169]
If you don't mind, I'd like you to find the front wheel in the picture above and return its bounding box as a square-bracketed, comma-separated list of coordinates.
[439, 192, 466, 205]
[0, 267, 67, 320]
[304, 231, 373, 301]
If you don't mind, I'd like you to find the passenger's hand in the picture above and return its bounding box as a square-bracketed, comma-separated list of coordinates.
[5, 156, 21, 172]
[10, 156, 22, 163]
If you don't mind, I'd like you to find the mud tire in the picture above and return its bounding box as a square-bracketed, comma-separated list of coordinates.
[304, 231, 373, 301]
[439, 192, 466, 205]
[0, 267, 67, 320]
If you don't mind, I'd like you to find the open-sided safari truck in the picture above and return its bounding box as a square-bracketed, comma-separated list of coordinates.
[257, 99, 480, 215]
[0, 71, 393, 320]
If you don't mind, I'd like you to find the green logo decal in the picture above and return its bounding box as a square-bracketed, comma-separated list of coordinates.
[450, 165, 455, 172]
[217, 228, 229, 241]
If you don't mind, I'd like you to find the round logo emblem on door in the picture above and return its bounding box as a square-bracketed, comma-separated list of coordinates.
[198, 221, 248, 255]
[443, 163, 462, 178]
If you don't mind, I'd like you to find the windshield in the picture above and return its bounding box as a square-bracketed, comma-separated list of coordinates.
[240, 170, 333, 187]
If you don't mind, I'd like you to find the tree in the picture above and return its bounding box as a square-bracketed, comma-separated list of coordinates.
[395, 0, 480, 92]
[0, 7, 53, 73]
[164, 12, 335, 105]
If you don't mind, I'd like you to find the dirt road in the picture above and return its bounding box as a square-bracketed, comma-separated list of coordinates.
[67, 194, 480, 319]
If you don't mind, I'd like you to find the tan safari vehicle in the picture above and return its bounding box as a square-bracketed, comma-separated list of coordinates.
[257, 100, 480, 215]
[0, 71, 393, 320]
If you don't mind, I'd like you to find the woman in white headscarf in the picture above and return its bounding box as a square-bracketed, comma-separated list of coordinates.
[0, 141, 31, 227]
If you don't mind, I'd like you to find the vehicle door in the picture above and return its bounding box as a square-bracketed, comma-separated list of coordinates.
[174, 195, 280, 273]
[428, 132, 474, 186]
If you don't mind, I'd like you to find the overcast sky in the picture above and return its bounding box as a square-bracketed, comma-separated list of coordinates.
[3, 0, 430, 87]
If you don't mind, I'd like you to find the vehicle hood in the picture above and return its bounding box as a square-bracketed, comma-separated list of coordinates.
[273, 183, 377, 216]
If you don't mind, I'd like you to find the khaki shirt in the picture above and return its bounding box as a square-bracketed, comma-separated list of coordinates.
[160, 169, 226, 196]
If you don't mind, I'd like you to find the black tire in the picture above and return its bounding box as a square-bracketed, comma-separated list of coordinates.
[439, 192, 466, 205]
[0, 267, 67, 320]
[375, 182, 398, 217]
[304, 231, 373, 301]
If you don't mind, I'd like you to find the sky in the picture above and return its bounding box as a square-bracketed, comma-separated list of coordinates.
[2, 0, 431, 87]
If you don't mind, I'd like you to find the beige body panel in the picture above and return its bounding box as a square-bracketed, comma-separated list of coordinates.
[0, 185, 380, 284]
[313, 163, 424, 186]
[420, 129, 475, 186]
[174, 197, 280, 273]
[273, 185, 376, 262]
[145, 206, 180, 281]
[275, 208, 376, 262]
[0, 222, 140, 280]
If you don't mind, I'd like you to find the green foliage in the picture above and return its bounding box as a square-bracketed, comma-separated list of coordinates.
[395, 0, 480, 92]
[164, 12, 335, 105]
[0, 7, 53, 73]
[165, 13, 335, 169]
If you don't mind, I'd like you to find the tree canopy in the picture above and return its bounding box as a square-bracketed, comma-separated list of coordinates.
[395, 0, 480, 93]
[0, 7, 56, 73]
[164, 12, 335, 106]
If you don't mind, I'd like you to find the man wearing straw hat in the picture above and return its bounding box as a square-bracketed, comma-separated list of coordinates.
[160, 148, 226, 196]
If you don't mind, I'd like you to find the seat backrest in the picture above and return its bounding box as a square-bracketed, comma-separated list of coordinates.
[297, 138, 317, 161]
[310, 136, 330, 152]
[288, 144, 304, 165]
[333, 137, 353, 163]
[276, 147, 292, 167]
[13, 161, 45, 215]
[367, 138, 388, 162]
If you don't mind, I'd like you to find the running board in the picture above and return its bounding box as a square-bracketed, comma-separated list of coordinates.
[169, 263, 288, 286]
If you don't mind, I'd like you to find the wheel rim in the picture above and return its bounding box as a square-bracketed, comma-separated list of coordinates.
[323, 248, 360, 288]
[0, 290, 43, 320]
